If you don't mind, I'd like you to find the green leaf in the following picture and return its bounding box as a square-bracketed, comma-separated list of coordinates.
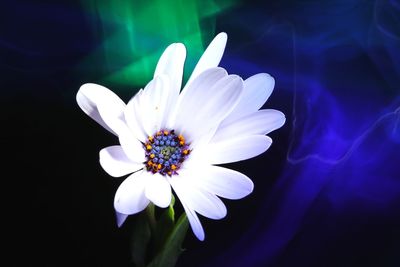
[146, 213, 189, 267]
[131, 212, 151, 267]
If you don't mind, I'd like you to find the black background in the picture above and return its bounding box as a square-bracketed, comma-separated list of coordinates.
[3, 1, 400, 266]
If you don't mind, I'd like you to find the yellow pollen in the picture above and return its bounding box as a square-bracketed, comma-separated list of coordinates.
[167, 171, 172, 176]
[150, 154, 155, 159]
[156, 131, 162, 136]
[157, 164, 162, 170]
[179, 140, 185, 145]
[163, 130, 169, 135]
[171, 164, 177, 170]
[148, 136, 154, 142]
[178, 134, 184, 140]
[183, 150, 188, 155]
[146, 144, 152, 150]
[147, 161, 153, 166]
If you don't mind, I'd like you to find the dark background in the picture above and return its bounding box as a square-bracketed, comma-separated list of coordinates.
[2, 0, 400, 266]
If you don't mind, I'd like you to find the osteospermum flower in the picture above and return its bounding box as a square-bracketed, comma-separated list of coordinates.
[77, 33, 285, 240]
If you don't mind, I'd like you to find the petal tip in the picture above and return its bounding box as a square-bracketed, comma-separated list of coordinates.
[257, 73, 275, 86]
[145, 175, 172, 208]
[194, 226, 205, 241]
[148, 193, 171, 208]
[264, 136, 273, 150]
[215, 32, 228, 42]
[116, 212, 128, 227]
[174, 42, 186, 51]
[248, 180, 255, 195]
[279, 113, 287, 127]
[229, 74, 244, 85]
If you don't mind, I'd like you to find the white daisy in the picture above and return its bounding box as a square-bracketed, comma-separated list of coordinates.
[76, 32, 285, 241]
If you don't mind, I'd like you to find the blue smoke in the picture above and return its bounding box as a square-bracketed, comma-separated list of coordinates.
[205, 0, 400, 266]
[2, 1, 399, 266]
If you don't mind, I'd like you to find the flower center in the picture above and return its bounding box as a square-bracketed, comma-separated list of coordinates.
[144, 130, 190, 176]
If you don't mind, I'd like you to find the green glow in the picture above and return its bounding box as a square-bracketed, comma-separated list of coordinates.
[79, 0, 238, 90]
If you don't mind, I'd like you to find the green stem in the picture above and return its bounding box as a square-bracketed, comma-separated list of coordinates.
[131, 201, 188, 267]
[146, 212, 189, 267]
[146, 203, 157, 233]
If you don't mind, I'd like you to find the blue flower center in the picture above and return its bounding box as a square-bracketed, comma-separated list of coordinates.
[144, 130, 190, 176]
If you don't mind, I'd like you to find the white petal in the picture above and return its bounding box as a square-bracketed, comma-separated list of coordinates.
[115, 211, 128, 227]
[223, 73, 275, 124]
[173, 68, 243, 144]
[193, 165, 254, 200]
[206, 135, 272, 164]
[99, 146, 143, 177]
[118, 128, 146, 163]
[124, 90, 148, 143]
[151, 44, 184, 129]
[114, 171, 150, 215]
[185, 32, 227, 88]
[145, 173, 172, 208]
[136, 76, 171, 136]
[154, 43, 186, 97]
[76, 83, 126, 135]
[169, 67, 226, 130]
[170, 177, 205, 241]
[170, 174, 227, 219]
[147, 75, 171, 130]
[182, 202, 205, 241]
[212, 109, 286, 142]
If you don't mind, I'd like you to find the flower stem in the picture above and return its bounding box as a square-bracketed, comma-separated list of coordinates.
[132, 202, 188, 267]
[146, 203, 157, 233]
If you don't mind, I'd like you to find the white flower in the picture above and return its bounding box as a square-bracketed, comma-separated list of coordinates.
[76, 32, 285, 241]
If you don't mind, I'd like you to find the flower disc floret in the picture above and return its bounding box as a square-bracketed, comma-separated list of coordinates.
[144, 130, 190, 176]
